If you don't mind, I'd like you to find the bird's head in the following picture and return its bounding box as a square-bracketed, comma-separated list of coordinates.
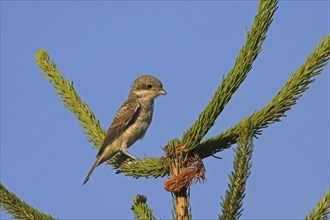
[130, 75, 167, 99]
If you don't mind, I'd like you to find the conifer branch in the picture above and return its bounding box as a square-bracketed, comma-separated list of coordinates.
[219, 118, 254, 220]
[0, 183, 57, 220]
[110, 154, 169, 178]
[194, 34, 330, 158]
[131, 194, 156, 220]
[34, 50, 105, 148]
[34, 50, 168, 179]
[304, 188, 330, 220]
[182, 0, 278, 150]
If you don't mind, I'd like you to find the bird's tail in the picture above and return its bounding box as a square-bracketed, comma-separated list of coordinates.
[83, 156, 102, 185]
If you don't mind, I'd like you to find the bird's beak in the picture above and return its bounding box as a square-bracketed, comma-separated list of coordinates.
[159, 89, 167, 95]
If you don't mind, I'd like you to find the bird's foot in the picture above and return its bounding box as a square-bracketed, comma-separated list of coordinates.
[121, 149, 138, 160]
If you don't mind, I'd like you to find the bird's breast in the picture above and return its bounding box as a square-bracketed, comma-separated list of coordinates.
[123, 103, 154, 147]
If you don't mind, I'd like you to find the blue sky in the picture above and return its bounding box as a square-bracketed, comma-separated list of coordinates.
[1, 1, 329, 219]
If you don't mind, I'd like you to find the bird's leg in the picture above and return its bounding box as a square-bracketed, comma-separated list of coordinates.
[120, 144, 138, 160]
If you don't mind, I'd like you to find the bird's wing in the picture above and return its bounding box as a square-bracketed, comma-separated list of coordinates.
[97, 98, 140, 157]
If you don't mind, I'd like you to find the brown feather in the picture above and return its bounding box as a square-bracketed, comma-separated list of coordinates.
[83, 156, 102, 185]
[97, 98, 140, 157]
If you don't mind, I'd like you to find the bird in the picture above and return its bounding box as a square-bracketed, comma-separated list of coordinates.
[83, 75, 166, 185]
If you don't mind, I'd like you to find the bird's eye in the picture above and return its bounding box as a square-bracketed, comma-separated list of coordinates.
[147, 84, 152, 89]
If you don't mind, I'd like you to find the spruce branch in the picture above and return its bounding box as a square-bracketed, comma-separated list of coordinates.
[34, 50, 168, 179]
[182, 0, 279, 150]
[0, 183, 57, 220]
[219, 118, 254, 220]
[110, 154, 169, 178]
[34, 49, 105, 148]
[195, 34, 330, 158]
[304, 188, 330, 220]
[131, 194, 156, 220]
